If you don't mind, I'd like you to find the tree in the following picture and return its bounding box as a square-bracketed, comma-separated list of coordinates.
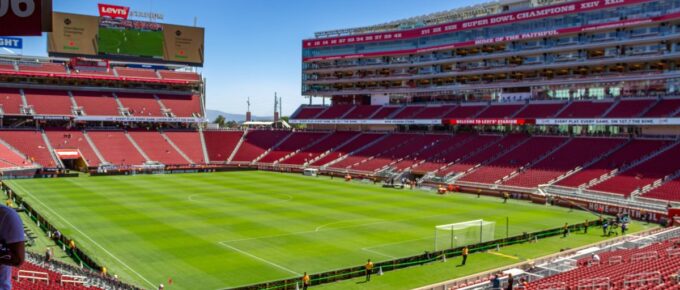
[213, 115, 226, 127]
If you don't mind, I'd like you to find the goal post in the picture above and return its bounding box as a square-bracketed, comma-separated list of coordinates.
[434, 220, 495, 251]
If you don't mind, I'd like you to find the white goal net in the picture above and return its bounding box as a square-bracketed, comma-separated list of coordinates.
[434, 220, 495, 251]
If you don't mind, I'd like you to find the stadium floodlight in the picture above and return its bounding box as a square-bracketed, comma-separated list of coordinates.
[434, 220, 495, 251]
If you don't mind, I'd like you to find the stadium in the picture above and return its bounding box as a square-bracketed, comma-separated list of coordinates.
[0, 0, 680, 289]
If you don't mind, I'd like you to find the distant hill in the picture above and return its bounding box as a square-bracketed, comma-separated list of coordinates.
[206, 109, 270, 122]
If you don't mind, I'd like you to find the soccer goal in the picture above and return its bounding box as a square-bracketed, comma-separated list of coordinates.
[434, 220, 495, 251]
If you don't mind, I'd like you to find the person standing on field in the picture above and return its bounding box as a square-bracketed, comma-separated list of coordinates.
[562, 223, 569, 238]
[365, 259, 373, 281]
[302, 272, 310, 290]
[461, 246, 469, 265]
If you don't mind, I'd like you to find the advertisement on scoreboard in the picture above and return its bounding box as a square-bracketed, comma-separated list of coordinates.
[47, 4, 204, 66]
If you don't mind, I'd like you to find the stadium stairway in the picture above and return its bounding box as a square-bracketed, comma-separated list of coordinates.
[201, 130, 244, 163]
[438, 134, 530, 178]
[257, 132, 327, 164]
[301, 131, 364, 166]
[314, 133, 388, 168]
[0, 130, 60, 168]
[127, 130, 187, 165]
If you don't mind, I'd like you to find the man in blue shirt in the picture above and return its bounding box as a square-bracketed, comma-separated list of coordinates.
[0, 204, 25, 290]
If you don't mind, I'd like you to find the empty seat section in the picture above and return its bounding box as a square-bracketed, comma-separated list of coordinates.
[12, 260, 104, 290]
[0, 131, 56, 168]
[117, 93, 163, 117]
[24, 89, 73, 115]
[393, 134, 462, 171]
[45, 130, 102, 167]
[72, 91, 120, 116]
[527, 240, 680, 289]
[459, 136, 567, 184]
[158, 70, 201, 82]
[293, 107, 325, 119]
[115, 67, 159, 79]
[0, 62, 15, 71]
[435, 134, 525, 176]
[643, 98, 680, 117]
[158, 94, 202, 117]
[0, 88, 24, 115]
[605, 99, 655, 118]
[504, 138, 626, 188]
[259, 132, 327, 163]
[311, 133, 384, 166]
[370, 106, 401, 119]
[87, 131, 146, 165]
[557, 101, 614, 118]
[231, 130, 291, 162]
[476, 104, 523, 118]
[589, 143, 680, 196]
[343, 106, 380, 119]
[203, 130, 243, 162]
[556, 140, 670, 188]
[443, 105, 485, 118]
[642, 178, 680, 202]
[316, 105, 354, 119]
[18, 62, 67, 74]
[330, 134, 414, 169]
[413, 106, 456, 119]
[281, 131, 359, 165]
[128, 131, 187, 165]
[514, 103, 565, 118]
[408, 133, 483, 173]
[392, 106, 425, 119]
[164, 131, 206, 164]
[0, 141, 31, 167]
[351, 134, 441, 172]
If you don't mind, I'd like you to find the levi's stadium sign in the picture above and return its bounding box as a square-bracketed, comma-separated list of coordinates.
[98, 3, 129, 19]
[0, 0, 52, 36]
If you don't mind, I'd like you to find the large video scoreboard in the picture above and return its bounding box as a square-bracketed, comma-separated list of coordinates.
[48, 10, 204, 66]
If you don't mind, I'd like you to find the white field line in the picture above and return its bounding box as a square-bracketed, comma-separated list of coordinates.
[218, 242, 301, 276]
[361, 247, 397, 259]
[314, 218, 379, 232]
[220, 212, 457, 244]
[9, 181, 156, 288]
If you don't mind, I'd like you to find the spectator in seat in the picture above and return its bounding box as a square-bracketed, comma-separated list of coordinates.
[490, 274, 501, 289]
[0, 204, 25, 290]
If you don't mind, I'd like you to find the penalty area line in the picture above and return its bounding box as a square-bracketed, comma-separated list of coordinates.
[218, 241, 301, 276]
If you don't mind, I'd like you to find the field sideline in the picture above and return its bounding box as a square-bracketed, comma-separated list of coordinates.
[5, 171, 627, 289]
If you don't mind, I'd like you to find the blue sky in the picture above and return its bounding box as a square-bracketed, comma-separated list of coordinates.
[13, 0, 486, 117]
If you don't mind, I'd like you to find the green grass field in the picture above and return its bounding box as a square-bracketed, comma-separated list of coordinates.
[4, 171, 651, 290]
[98, 27, 164, 57]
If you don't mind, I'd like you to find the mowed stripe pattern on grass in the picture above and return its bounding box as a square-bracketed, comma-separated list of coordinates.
[6, 172, 596, 289]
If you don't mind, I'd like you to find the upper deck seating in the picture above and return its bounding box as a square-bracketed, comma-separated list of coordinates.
[116, 93, 163, 117]
[158, 94, 202, 117]
[514, 103, 565, 118]
[643, 98, 680, 117]
[0, 88, 24, 115]
[556, 100, 614, 118]
[71, 91, 121, 116]
[342, 105, 381, 119]
[605, 99, 656, 118]
[24, 89, 73, 115]
[476, 104, 523, 118]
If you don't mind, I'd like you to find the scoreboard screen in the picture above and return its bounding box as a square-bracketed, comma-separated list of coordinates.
[48, 12, 204, 66]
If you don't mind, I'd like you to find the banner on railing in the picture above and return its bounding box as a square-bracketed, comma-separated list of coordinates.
[536, 118, 680, 126]
[289, 119, 442, 125]
[75, 116, 205, 123]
